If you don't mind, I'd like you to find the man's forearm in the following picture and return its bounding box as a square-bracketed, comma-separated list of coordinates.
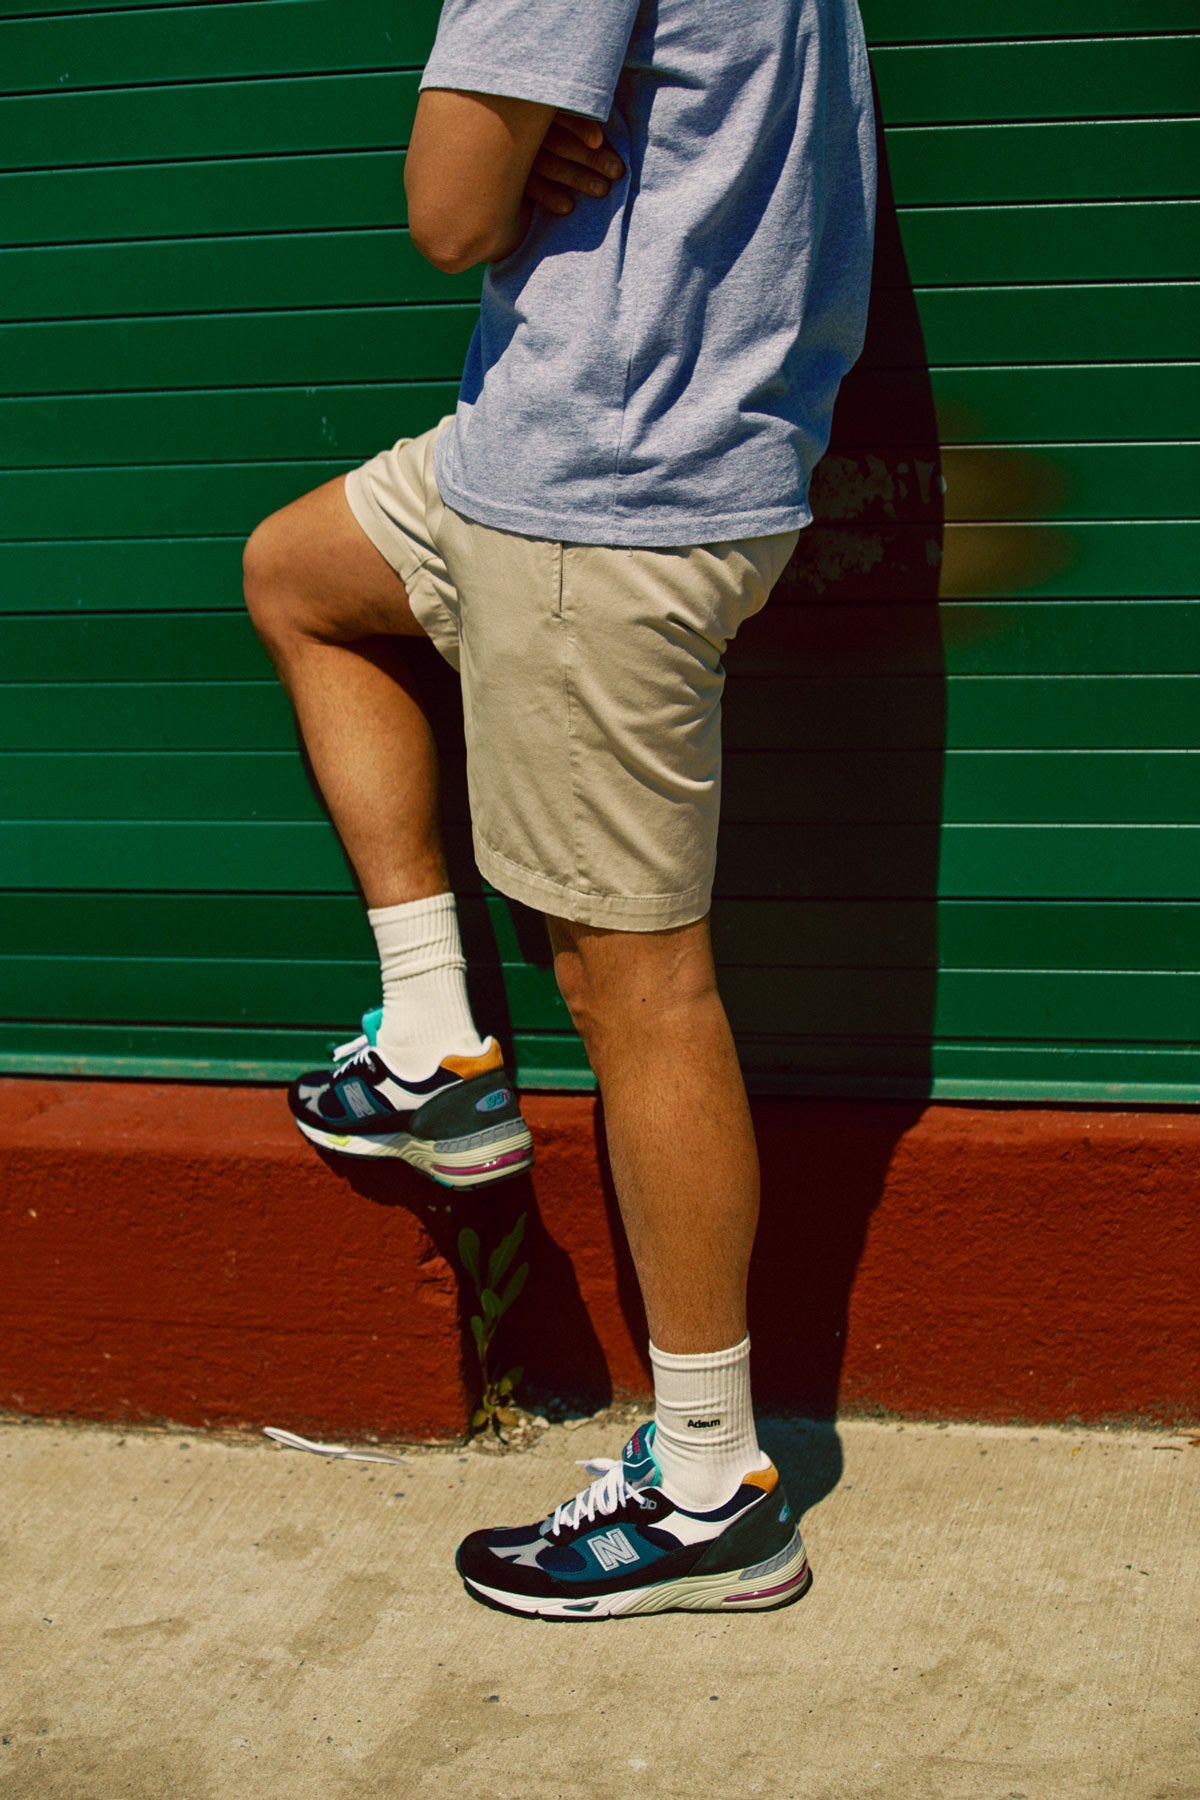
[407, 94, 625, 274]
[482, 195, 534, 266]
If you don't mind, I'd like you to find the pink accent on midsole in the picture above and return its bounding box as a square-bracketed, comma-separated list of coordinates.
[432, 1146, 532, 1177]
[722, 1564, 810, 1604]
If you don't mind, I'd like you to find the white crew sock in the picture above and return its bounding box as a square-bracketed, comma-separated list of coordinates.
[649, 1334, 769, 1512]
[367, 893, 487, 1076]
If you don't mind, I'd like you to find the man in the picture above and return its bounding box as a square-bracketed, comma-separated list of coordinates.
[244, 0, 875, 1618]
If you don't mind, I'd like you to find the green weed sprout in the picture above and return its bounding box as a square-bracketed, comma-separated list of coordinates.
[457, 1212, 529, 1437]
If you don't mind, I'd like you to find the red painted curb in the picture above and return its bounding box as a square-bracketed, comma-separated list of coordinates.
[1, 1079, 1197, 1436]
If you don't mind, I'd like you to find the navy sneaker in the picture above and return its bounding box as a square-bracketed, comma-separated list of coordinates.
[287, 1007, 534, 1190]
[456, 1422, 811, 1619]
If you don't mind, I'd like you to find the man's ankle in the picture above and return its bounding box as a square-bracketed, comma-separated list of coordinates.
[369, 892, 487, 1074]
[649, 1334, 764, 1511]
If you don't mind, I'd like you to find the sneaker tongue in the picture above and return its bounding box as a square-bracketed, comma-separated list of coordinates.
[361, 1005, 383, 1047]
[621, 1422, 662, 1491]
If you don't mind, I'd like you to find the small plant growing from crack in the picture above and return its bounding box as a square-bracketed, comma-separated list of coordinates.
[457, 1212, 529, 1437]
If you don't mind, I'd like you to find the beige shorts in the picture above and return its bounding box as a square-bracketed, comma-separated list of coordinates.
[344, 420, 798, 931]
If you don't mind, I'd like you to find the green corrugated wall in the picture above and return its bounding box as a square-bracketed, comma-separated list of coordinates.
[1, 0, 1197, 1101]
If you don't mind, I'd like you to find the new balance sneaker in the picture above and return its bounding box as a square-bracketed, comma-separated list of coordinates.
[456, 1422, 810, 1619]
[287, 1007, 534, 1189]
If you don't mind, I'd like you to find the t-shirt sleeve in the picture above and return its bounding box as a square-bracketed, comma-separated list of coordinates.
[419, 0, 640, 123]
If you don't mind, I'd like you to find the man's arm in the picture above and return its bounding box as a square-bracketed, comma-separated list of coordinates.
[406, 90, 556, 273]
[406, 90, 624, 273]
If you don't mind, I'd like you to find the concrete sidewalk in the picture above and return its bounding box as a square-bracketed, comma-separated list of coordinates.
[2, 1414, 1196, 1800]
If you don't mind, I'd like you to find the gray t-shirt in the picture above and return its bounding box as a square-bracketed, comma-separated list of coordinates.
[420, 0, 876, 548]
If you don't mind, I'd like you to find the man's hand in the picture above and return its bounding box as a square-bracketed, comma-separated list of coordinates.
[525, 112, 626, 218]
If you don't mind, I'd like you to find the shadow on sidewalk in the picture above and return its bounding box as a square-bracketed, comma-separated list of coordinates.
[757, 1419, 845, 1519]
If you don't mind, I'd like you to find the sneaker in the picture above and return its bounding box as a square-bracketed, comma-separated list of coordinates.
[456, 1422, 810, 1618]
[287, 1007, 534, 1189]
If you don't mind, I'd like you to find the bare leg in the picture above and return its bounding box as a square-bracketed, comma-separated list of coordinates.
[243, 478, 447, 907]
[548, 914, 758, 1353]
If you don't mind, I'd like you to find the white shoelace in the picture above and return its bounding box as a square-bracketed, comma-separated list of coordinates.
[550, 1458, 652, 1535]
[332, 1031, 371, 1063]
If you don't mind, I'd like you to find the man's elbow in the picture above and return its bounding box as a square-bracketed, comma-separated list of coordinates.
[410, 215, 493, 274]
[407, 176, 507, 272]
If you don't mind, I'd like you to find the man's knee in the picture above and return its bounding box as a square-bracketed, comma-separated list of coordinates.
[242, 509, 296, 647]
[551, 926, 595, 1037]
[550, 916, 717, 1043]
[242, 501, 337, 662]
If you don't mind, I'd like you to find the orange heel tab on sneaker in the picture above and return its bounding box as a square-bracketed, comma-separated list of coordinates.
[441, 1039, 505, 1080]
[743, 1463, 779, 1495]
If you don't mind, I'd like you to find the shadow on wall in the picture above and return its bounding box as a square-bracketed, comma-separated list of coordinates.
[715, 91, 945, 1419]
[720, 85, 946, 1104]
[312, 1153, 617, 1418]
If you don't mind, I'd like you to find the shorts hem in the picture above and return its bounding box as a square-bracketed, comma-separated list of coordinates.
[474, 834, 711, 933]
[342, 467, 460, 668]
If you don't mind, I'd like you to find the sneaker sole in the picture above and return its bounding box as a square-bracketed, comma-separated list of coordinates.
[460, 1535, 812, 1619]
[294, 1116, 534, 1189]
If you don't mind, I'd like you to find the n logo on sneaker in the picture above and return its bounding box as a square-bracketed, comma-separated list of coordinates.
[341, 1079, 377, 1119]
[587, 1528, 639, 1573]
